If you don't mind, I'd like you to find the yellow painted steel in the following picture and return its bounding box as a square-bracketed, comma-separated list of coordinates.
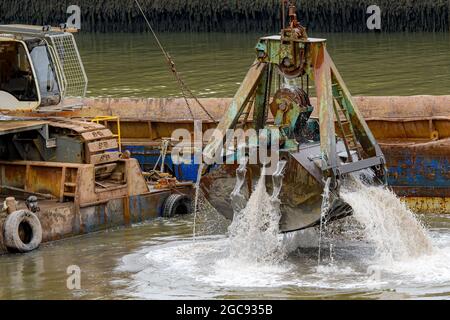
[91, 116, 122, 152]
[403, 197, 450, 215]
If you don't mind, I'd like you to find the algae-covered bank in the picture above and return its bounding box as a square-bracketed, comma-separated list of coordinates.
[1, 0, 449, 32]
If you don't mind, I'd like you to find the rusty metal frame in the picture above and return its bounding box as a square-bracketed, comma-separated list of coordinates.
[0, 159, 149, 207]
[91, 116, 122, 152]
[204, 33, 386, 181]
[203, 61, 267, 162]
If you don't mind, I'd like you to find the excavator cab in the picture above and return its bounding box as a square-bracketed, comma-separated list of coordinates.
[0, 25, 118, 166]
[0, 40, 40, 108]
[0, 24, 87, 111]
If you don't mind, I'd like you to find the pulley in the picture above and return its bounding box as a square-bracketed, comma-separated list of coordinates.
[270, 86, 311, 122]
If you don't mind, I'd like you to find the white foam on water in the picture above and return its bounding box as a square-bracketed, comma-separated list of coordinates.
[340, 180, 434, 264]
[377, 246, 450, 285]
[116, 171, 293, 297]
[203, 256, 293, 288]
[116, 228, 450, 298]
[116, 174, 450, 299]
[116, 235, 292, 299]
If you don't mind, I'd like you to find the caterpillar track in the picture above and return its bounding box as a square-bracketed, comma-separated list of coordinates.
[45, 118, 121, 165]
[0, 116, 121, 166]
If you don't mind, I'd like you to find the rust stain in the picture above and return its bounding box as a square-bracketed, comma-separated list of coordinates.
[123, 196, 130, 225]
[403, 197, 450, 214]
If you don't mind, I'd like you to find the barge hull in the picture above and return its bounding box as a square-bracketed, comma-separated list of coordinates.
[0, 158, 193, 254]
[0, 187, 192, 255]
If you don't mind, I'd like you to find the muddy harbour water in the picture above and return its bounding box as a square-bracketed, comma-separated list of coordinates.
[1, 32, 450, 300]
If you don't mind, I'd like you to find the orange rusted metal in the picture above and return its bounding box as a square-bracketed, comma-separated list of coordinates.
[404, 197, 450, 214]
[155, 177, 178, 189]
[0, 157, 194, 254]
[0, 159, 149, 207]
[7, 95, 449, 145]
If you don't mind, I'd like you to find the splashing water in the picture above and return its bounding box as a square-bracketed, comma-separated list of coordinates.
[341, 179, 433, 264]
[318, 177, 332, 265]
[227, 169, 285, 264]
[117, 170, 450, 298]
[192, 163, 204, 241]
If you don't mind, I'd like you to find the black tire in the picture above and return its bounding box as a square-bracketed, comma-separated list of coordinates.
[3, 210, 42, 253]
[162, 194, 192, 217]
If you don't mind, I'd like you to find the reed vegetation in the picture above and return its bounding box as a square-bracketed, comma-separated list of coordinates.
[1, 0, 448, 32]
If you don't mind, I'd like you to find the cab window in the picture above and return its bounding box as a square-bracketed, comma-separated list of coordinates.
[0, 41, 38, 101]
[28, 41, 61, 106]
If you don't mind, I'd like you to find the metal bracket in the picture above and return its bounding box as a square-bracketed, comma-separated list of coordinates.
[37, 124, 56, 148]
[335, 156, 385, 176]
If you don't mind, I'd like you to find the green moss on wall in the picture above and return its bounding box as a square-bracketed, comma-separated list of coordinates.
[0, 0, 448, 32]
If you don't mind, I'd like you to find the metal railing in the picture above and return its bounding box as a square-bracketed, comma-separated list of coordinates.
[47, 33, 88, 99]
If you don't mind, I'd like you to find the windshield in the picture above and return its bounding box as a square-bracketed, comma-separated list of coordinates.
[0, 41, 38, 101]
[29, 43, 61, 106]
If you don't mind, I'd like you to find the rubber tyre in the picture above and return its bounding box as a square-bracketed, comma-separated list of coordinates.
[162, 194, 192, 217]
[3, 210, 42, 253]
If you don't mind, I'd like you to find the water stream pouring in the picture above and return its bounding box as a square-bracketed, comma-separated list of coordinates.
[230, 158, 250, 214]
[200, 1, 386, 233]
[318, 177, 331, 265]
[270, 160, 288, 210]
[228, 161, 287, 263]
[341, 179, 433, 263]
[192, 163, 205, 240]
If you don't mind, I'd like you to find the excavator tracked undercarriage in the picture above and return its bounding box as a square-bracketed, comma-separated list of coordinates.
[0, 24, 122, 181]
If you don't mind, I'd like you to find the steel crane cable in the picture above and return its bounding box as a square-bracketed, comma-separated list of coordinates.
[134, 0, 217, 123]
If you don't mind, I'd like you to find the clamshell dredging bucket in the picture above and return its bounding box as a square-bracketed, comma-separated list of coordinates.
[201, 141, 352, 232]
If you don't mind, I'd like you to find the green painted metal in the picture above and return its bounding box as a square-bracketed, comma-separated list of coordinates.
[328, 52, 382, 158]
[203, 61, 267, 162]
[309, 42, 337, 176]
[204, 32, 385, 181]
[253, 65, 271, 131]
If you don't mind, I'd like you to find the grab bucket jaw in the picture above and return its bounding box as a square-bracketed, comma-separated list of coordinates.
[200, 14, 387, 232]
